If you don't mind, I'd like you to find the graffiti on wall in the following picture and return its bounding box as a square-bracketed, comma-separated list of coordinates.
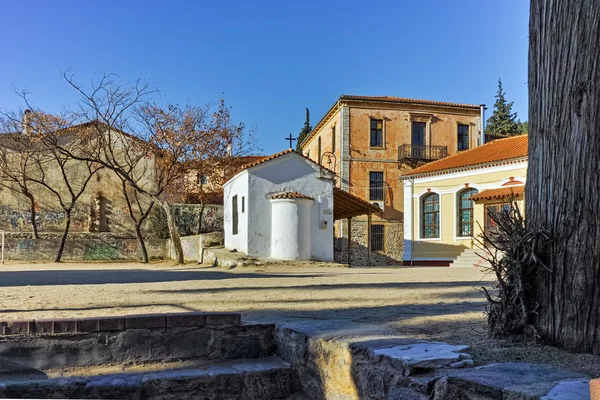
[173, 204, 224, 236]
[0, 205, 91, 232]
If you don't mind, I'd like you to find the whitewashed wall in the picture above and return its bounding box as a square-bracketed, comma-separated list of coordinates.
[223, 170, 249, 254]
[246, 153, 334, 261]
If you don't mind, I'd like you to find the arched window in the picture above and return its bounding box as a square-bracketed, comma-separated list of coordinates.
[421, 193, 440, 238]
[457, 188, 478, 237]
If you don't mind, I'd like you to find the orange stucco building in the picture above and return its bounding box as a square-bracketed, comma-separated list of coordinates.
[300, 95, 484, 265]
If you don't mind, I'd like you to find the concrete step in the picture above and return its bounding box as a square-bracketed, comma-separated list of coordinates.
[0, 357, 298, 399]
[450, 248, 490, 268]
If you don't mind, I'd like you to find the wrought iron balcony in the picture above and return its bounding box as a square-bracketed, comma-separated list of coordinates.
[398, 144, 448, 162]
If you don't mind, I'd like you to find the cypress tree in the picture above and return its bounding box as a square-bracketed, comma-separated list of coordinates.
[296, 108, 312, 152]
[486, 79, 520, 136]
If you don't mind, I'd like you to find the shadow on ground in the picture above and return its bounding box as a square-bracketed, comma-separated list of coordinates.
[0, 269, 328, 287]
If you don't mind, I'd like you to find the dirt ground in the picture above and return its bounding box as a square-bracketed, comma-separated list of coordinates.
[0, 261, 598, 377]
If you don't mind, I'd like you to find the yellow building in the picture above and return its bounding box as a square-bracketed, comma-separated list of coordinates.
[401, 135, 527, 266]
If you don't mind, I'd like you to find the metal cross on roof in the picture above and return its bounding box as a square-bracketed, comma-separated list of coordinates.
[285, 133, 296, 149]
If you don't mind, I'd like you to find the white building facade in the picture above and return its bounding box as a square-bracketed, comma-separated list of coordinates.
[223, 150, 335, 261]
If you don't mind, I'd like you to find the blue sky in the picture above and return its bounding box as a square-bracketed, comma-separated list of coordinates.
[0, 0, 529, 154]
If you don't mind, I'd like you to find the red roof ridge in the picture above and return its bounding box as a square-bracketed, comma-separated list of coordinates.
[471, 185, 525, 202]
[270, 191, 314, 200]
[237, 148, 336, 174]
[402, 135, 528, 178]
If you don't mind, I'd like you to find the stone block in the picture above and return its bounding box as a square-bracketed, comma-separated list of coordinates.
[371, 341, 472, 373]
[52, 319, 77, 334]
[434, 363, 590, 400]
[125, 315, 166, 330]
[165, 312, 205, 328]
[591, 378, 600, 400]
[34, 320, 54, 334]
[541, 379, 590, 400]
[204, 312, 241, 326]
[97, 317, 125, 331]
[5, 321, 33, 334]
[77, 318, 100, 332]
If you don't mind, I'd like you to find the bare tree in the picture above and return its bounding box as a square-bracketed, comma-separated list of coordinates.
[120, 178, 154, 263]
[528, 0, 600, 353]
[56, 73, 257, 264]
[22, 111, 103, 262]
[0, 111, 40, 238]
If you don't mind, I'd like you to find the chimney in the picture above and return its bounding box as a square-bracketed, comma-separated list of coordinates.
[23, 109, 32, 136]
[480, 104, 486, 145]
[226, 141, 232, 156]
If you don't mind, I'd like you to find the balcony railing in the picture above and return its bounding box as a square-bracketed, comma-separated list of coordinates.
[398, 144, 448, 162]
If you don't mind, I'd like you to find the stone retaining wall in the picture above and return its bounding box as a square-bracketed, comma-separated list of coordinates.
[1, 237, 168, 261]
[0, 312, 277, 371]
[335, 219, 403, 266]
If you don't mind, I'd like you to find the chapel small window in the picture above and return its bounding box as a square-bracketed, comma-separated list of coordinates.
[370, 119, 384, 147]
[369, 171, 384, 201]
[458, 124, 469, 151]
[242, 196, 245, 213]
[232, 195, 238, 235]
[421, 193, 440, 239]
[370, 224, 384, 251]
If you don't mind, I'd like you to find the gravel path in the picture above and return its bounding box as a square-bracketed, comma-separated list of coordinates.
[0, 262, 489, 328]
[0, 261, 598, 376]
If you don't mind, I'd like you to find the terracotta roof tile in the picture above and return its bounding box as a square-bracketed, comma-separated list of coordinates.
[237, 149, 336, 175]
[270, 191, 314, 200]
[403, 135, 528, 178]
[470, 186, 525, 202]
[340, 95, 480, 109]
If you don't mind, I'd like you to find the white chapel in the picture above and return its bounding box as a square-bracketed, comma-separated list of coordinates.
[223, 149, 336, 261]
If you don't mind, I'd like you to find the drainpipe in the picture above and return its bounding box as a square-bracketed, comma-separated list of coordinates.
[410, 177, 414, 266]
[480, 104, 486, 145]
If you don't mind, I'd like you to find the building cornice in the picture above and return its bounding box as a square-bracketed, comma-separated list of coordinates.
[402, 157, 528, 181]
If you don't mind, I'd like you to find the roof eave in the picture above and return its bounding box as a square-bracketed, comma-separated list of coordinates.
[338, 95, 481, 110]
[401, 157, 529, 180]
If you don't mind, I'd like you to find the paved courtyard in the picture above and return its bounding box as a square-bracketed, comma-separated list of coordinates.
[1, 261, 599, 375]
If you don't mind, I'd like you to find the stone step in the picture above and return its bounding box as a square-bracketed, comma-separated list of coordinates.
[275, 319, 474, 400]
[0, 315, 273, 371]
[433, 362, 590, 400]
[274, 319, 591, 400]
[0, 357, 298, 400]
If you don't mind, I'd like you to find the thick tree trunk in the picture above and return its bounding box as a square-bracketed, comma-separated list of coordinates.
[163, 202, 184, 264]
[528, 0, 600, 354]
[26, 194, 39, 239]
[135, 223, 149, 264]
[55, 211, 71, 262]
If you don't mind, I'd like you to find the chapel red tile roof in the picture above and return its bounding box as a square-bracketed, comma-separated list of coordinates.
[470, 186, 525, 202]
[402, 135, 528, 178]
[270, 192, 314, 200]
[340, 95, 481, 109]
[236, 149, 336, 175]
